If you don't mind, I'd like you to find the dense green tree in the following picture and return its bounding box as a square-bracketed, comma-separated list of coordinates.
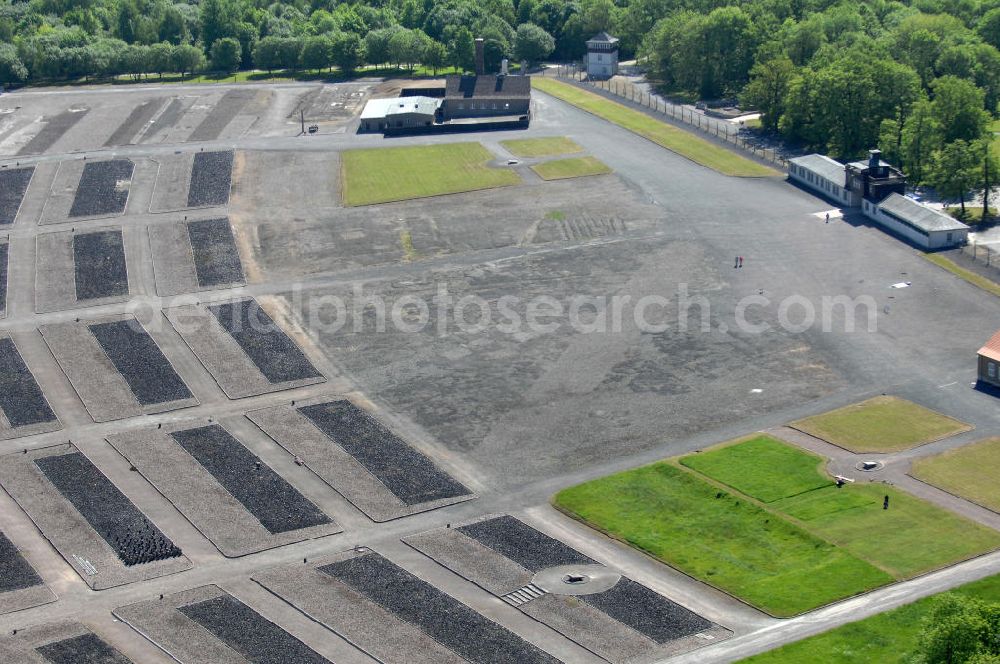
[172, 43, 204, 77]
[914, 595, 1000, 664]
[300, 34, 331, 72]
[199, 0, 239, 53]
[929, 140, 981, 213]
[740, 56, 796, 131]
[514, 22, 555, 64]
[446, 25, 476, 72]
[931, 76, 990, 143]
[331, 31, 365, 72]
[0, 44, 29, 85]
[422, 38, 446, 74]
[210, 37, 241, 72]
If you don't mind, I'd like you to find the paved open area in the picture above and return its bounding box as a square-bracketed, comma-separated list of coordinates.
[0, 77, 998, 664]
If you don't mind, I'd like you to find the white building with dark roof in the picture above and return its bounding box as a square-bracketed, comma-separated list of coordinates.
[359, 97, 441, 132]
[787, 154, 852, 207]
[586, 32, 619, 78]
[865, 193, 969, 250]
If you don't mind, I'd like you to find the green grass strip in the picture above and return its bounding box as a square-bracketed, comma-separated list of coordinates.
[532, 77, 778, 178]
[531, 156, 611, 180]
[923, 253, 1000, 298]
[500, 137, 583, 158]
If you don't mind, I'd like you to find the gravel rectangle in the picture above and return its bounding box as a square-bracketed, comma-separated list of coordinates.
[0, 532, 43, 593]
[179, 593, 331, 664]
[73, 230, 128, 301]
[581, 577, 713, 644]
[69, 159, 133, 218]
[103, 100, 161, 147]
[34, 633, 133, 664]
[320, 553, 559, 664]
[189, 91, 254, 142]
[0, 167, 34, 225]
[34, 451, 182, 567]
[208, 299, 322, 384]
[456, 515, 594, 572]
[171, 424, 331, 534]
[0, 241, 7, 313]
[188, 217, 244, 287]
[88, 319, 192, 406]
[299, 400, 470, 506]
[0, 337, 57, 428]
[187, 151, 234, 207]
[18, 109, 88, 156]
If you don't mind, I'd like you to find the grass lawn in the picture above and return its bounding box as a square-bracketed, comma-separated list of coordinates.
[740, 573, 1000, 663]
[532, 77, 777, 178]
[555, 437, 1000, 616]
[340, 142, 520, 206]
[680, 435, 831, 502]
[923, 253, 1000, 297]
[912, 438, 1000, 512]
[789, 396, 971, 452]
[531, 156, 612, 180]
[500, 137, 583, 157]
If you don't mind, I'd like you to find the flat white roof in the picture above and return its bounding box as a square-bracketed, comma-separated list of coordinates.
[361, 96, 440, 120]
[789, 154, 846, 185]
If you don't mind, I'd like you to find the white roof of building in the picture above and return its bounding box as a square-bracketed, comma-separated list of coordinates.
[789, 154, 846, 184]
[360, 97, 440, 120]
[877, 194, 969, 233]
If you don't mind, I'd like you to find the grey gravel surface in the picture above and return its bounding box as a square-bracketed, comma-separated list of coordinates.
[103, 100, 161, 147]
[189, 91, 253, 142]
[88, 320, 192, 406]
[73, 230, 128, 301]
[458, 515, 595, 572]
[208, 299, 322, 384]
[0, 532, 43, 594]
[140, 97, 185, 143]
[320, 552, 560, 664]
[582, 577, 713, 644]
[34, 633, 133, 664]
[0, 167, 34, 225]
[299, 400, 470, 505]
[18, 108, 88, 156]
[0, 241, 6, 313]
[34, 451, 182, 567]
[187, 151, 234, 207]
[170, 424, 331, 535]
[0, 337, 57, 428]
[69, 159, 133, 218]
[179, 593, 331, 664]
[188, 218, 244, 287]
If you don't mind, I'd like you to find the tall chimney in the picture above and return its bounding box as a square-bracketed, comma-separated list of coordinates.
[868, 149, 881, 169]
[475, 38, 485, 76]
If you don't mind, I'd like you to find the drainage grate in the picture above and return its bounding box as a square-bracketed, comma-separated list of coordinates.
[501, 583, 547, 607]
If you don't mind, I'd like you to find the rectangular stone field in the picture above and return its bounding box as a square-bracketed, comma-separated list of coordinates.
[248, 398, 473, 522]
[254, 550, 560, 664]
[404, 514, 729, 664]
[187, 151, 234, 207]
[115, 585, 336, 664]
[189, 90, 254, 142]
[35, 228, 130, 313]
[0, 531, 56, 615]
[18, 108, 89, 156]
[0, 334, 61, 440]
[103, 100, 163, 147]
[40, 315, 198, 422]
[0, 238, 7, 316]
[165, 299, 324, 398]
[0, 622, 133, 664]
[108, 421, 340, 557]
[0, 167, 34, 225]
[148, 219, 245, 296]
[69, 159, 134, 218]
[0, 444, 191, 589]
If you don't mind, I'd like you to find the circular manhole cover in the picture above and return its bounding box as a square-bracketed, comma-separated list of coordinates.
[855, 460, 884, 472]
[531, 564, 621, 596]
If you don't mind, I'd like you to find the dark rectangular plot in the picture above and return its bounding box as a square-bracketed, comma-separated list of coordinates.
[34, 452, 182, 567]
[187, 151, 234, 207]
[208, 299, 321, 384]
[88, 320, 192, 406]
[74, 230, 128, 301]
[104, 100, 161, 147]
[298, 401, 469, 506]
[582, 577, 712, 644]
[0, 337, 57, 427]
[0, 531, 43, 593]
[69, 159, 134, 218]
[458, 515, 595, 572]
[0, 242, 7, 312]
[189, 90, 254, 142]
[188, 218, 243, 286]
[320, 553, 558, 664]
[170, 424, 331, 534]
[35, 633, 133, 664]
[179, 594, 330, 664]
[0, 167, 34, 225]
[18, 109, 88, 156]
[141, 98, 184, 142]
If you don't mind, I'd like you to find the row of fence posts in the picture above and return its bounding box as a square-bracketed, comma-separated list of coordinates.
[966, 241, 996, 267]
[547, 66, 787, 170]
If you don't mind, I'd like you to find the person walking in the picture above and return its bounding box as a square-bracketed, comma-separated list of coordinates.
[738, 256, 744, 268]
[734, 256, 739, 268]
[825, 212, 830, 223]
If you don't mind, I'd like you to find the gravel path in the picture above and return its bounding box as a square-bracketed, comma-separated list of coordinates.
[73, 230, 128, 301]
[88, 320, 192, 406]
[179, 593, 331, 664]
[170, 424, 331, 535]
[0, 337, 57, 427]
[34, 452, 182, 567]
[321, 552, 560, 664]
[299, 400, 470, 506]
[0, 242, 7, 313]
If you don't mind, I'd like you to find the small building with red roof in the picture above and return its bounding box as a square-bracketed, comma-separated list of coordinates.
[978, 329, 1000, 388]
